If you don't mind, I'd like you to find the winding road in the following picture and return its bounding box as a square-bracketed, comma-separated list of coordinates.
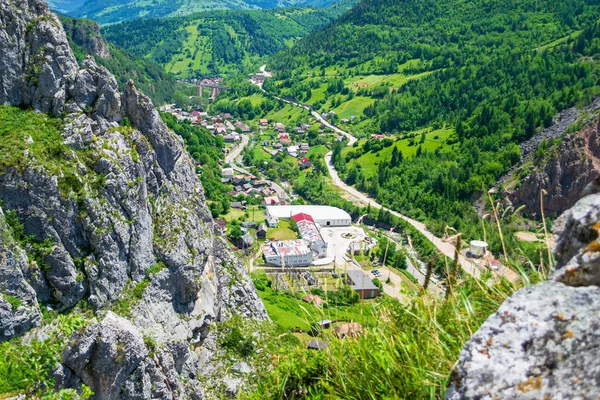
[225, 133, 290, 200]
[251, 66, 518, 283]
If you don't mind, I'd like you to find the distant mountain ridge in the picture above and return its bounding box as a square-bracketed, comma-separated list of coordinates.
[49, 0, 346, 24]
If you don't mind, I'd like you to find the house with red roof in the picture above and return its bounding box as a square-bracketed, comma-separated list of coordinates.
[299, 157, 312, 169]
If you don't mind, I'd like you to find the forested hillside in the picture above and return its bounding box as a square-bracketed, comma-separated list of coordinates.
[59, 16, 182, 105]
[266, 0, 600, 243]
[58, 0, 349, 24]
[101, 2, 359, 78]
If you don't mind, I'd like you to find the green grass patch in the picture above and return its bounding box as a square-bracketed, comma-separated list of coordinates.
[333, 96, 374, 119]
[253, 147, 272, 162]
[266, 219, 297, 240]
[345, 127, 454, 177]
[256, 285, 381, 331]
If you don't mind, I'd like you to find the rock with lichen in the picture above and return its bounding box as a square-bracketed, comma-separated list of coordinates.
[446, 193, 600, 399]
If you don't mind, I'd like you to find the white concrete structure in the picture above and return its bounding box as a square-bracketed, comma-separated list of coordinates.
[469, 240, 488, 258]
[263, 240, 313, 267]
[266, 205, 351, 227]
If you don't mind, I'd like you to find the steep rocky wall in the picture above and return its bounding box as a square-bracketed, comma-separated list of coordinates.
[0, 0, 266, 398]
[446, 193, 600, 399]
[504, 118, 600, 219]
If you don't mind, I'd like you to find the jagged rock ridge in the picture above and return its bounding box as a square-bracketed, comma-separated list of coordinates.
[0, 0, 266, 398]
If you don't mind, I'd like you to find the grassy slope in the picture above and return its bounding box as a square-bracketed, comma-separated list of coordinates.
[345, 127, 454, 177]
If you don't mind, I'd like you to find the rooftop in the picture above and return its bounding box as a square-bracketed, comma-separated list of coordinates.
[347, 270, 379, 291]
[263, 239, 312, 258]
[266, 205, 351, 222]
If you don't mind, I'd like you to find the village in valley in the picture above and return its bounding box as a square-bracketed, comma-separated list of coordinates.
[158, 71, 508, 343]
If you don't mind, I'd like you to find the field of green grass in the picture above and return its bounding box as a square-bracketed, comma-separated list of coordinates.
[306, 144, 328, 158]
[264, 103, 309, 123]
[345, 127, 455, 177]
[253, 147, 272, 162]
[256, 285, 382, 330]
[223, 206, 266, 224]
[333, 96, 374, 119]
[266, 219, 298, 240]
[307, 83, 328, 103]
[345, 71, 432, 91]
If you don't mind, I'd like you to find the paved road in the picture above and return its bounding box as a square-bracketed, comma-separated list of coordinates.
[251, 67, 518, 283]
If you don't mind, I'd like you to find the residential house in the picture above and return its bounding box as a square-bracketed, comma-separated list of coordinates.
[235, 233, 255, 249]
[371, 134, 387, 139]
[347, 270, 380, 299]
[222, 168, 234, 182]
[299, 143, 309, 154]
[223, 113, 233, 120]
[214, 219, 227, 235]
[234, 185, 243, 192]
[274, 122, 285, 132]
[262, 196, 281, 207]
[261, 140, 270, 146]
[253, 179, 267, 187]
[232, 175, 246, 185]
[241, 221, 256, 229]
[287, 145, 298, 157]
[224, 133, 240, 143]
[259, 118, 268, 126]
[341, 118, 350, 124]
[279, 132, 291, 144]
[230, 202, 247, 210]
[266, 214, 279, 228]
[214, 123, 227, 134]
[336, 135, 345, 142]
[299, 157, 312, 169]
[257, 223, 267, 239]
[272, 143, 283, 149]
[242, 183, 252, 191]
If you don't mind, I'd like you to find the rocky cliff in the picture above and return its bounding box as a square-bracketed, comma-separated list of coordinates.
[0, 0, 266, 398]
[495, 98, 600, 219]
[446, 192, 600, 399]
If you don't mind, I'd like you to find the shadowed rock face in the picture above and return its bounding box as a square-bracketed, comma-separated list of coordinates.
[446, 193, 600, 400]
[0, 0, 266, 397]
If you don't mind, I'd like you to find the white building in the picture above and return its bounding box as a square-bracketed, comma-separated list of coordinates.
[266, 205, 351, 227]
[263, 240, 314, 267]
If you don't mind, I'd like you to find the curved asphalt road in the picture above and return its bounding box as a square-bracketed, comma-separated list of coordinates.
[251, 67, 518, 282]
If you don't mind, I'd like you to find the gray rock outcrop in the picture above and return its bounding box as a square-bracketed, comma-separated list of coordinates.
[0, 0, 267, 397]
[446, 193, 600, 399]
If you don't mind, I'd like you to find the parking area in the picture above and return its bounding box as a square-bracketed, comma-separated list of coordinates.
[319, 226, 369, 267]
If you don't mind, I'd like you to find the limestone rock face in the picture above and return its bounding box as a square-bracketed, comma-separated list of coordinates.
[0, 208, 42, 342]
[446, 193, 600, 399]
[0, 0, 267, 397]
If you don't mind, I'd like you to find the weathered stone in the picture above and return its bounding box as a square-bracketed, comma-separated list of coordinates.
[447, 193, 600, 399]
[0, 0, 268, 396]
[62, 312, 149, 399]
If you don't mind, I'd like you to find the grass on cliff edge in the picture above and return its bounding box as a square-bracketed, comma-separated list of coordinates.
[241, 263, 545, 399]
[0, 106, 66, 174]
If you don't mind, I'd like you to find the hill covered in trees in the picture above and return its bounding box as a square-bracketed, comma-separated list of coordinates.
[265, 0, 600, 242]
[56, 0, 349, 24]
[101, 1, 359, 78]
[59, 15, 183, 105]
